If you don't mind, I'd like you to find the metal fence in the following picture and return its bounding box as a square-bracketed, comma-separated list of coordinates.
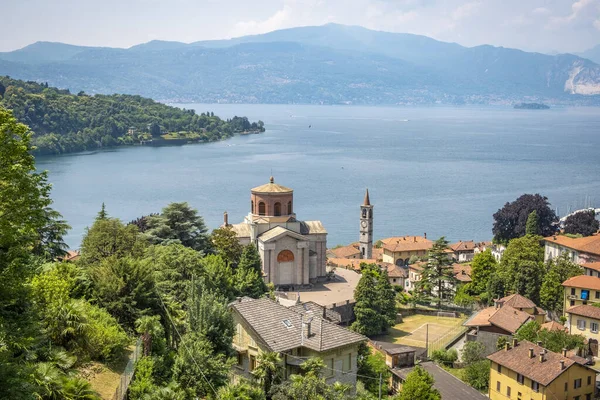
[112, 337, 143, 400]
[426, 323, 468, 358]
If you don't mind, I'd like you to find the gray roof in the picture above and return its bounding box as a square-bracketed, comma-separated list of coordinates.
[392, 362, 487, 400]
[369, 340, 419, 355]
[258, 226, 307, 243]
[288, 301, 343, 325]
[231, 297, 365, 353]
[231, 223, 251, 238]
[300, 221, 327, 235]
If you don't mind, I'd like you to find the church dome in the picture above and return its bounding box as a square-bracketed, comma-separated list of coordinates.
[251, 176, 293, 194]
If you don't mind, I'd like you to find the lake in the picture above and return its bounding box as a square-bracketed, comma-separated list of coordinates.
[36, 104, 600, 249]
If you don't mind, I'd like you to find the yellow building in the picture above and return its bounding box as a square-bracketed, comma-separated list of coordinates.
[229, 297, 366, 385]
[566, 304, 600, 356]
[381, 235, 432, 266]
[562, 275, 600, 311]
[488, 339, 596, 400]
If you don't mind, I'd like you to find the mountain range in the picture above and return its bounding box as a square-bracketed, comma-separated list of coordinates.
[1, 24, 599, 105]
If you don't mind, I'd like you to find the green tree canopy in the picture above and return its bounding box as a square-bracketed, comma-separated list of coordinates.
[396, 365, 440, 400]
[497, 235, 545, 304]
[351, 264, 396, 336]
[526, 210, 540, 236]
[418, 237, 457, 308]
[470, 249, 497, 295]
[212, 225, 244, 266]
[540, 253, 583, 315]
[80, 217, 147, 265]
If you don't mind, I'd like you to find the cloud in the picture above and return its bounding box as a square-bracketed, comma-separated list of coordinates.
[451, 1, 481, 20]
[548, 0, 596, 26]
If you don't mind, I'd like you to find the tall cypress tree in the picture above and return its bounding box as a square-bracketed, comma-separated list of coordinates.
[526, 210, 540, 236]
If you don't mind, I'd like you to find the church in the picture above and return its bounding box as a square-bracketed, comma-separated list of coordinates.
[227, 177, 328, 288]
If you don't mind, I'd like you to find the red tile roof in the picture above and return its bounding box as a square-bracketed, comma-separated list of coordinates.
[488, 340, 588, 387]
[566, 304, 600, 320]
[540, 321, 567, 332]
[583, 262, 600, 272]
[465, 305, 532, 334]
[329, 245, 361, 258]
[544, 234, 600, 256]
[453, 264, 472, 282]
[450, 241, 476, 252]
[562, 275, 600, 291]
[381, 236, 432, 253]
[497, 293, 537, 309]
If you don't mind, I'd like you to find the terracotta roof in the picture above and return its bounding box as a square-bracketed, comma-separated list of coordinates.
[488, 340, 588, 387]
[453, 264, 472, 282]
[372, 247, 383, 261]
[544, 234, 600, 256]
[562, 275, 600, 291]
[450, 241, 476, 252]
[464, 305, 532, 334]
[583, 262, 600, 272]
[381, 236, 432, 253]
[251, 177, 293, 194]
[61, 250, 80, 262]
[387, 264, 408, 279]
[326, 258, 396, 275]
[230, 297, 366, 353]
[329, 245, 361, 259]
[410, 262, 426, 272]
[497, 293, 537, 309]
[540, 321, 568, 332]
[567, 304, 600, 320]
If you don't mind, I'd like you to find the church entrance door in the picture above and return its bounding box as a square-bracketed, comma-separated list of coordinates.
[279, 262, 293, 285]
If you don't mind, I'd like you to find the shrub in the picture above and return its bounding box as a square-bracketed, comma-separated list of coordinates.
[84, 302, 129, 361]
[464, 360, 490, 391]
[431, 348, 458, 366]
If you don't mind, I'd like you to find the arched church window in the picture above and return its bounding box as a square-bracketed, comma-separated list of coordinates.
[277, 250, 295, 262]
[287, 201, 292, 215]
[274, 202, 281, 216]
[251, 200, 254, 213]
[369, 209, 373, 218]
[258, 202, 266, 216]
[362, 208, 367, 218]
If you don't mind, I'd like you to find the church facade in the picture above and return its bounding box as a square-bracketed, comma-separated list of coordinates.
[228, 177, 328, 288]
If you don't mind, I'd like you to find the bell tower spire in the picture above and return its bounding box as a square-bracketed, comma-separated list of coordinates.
[359, 189, 373, 259]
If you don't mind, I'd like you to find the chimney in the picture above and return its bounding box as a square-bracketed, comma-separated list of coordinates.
[537, 341, 543, 347]
[562, 348, 568, 357]
[505, 343, 510, 351]
[413, 236, 416, 243]
[512, 338, 518, 348]
[560, 360, 565, 370]
[424, 232, 427, 239]
[529, 348, 534, 358]
[236, 297, 242, 303]
[223, 211, 229, 226]
[553, 236, 557, 240]
[539, 350, 545, 363]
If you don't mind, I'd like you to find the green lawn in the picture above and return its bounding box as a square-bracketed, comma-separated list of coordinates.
[375, 314, 467, 348]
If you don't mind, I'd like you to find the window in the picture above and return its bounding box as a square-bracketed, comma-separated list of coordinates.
[497, 364, 502, 374]
[326, 358, 334, 378]
[362, 209, 367, 218]
[237, 352, 243, 366]
[596, 291, 600, 299]
[287, 201, 292, 215]
[517, 392, 522, 400]
[578, 319, 586, 330]
[588, 376, 592, 385]
[582, 289, 590, 300]
[258, 202, 266, 216]
[343, 353, 351, 372]
[586, 393, 592, 400]
[251, 200, 254, 212]
[362, 248, 365, 256]
[507, 386, 511, 397]
[591, 323, 598, 333]
[574, 396, 580, 400]
[572, 288, 577, 295]
[496, 381, 501, 392]
[575, 378, 582, 389]
[571, 300, 576, 306]
[532, 381, 540, 393]
[282, 319, 293, 328]
[249, 355, 256, 371]
[274, 202, 281, 216]
[565, 382, 568, 391]
[517, 373, 524, 384]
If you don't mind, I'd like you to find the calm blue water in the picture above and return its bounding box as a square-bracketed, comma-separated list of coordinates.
[36, 104, 600, 249]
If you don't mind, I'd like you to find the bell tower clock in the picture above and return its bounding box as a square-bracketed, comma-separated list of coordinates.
[359, 189, 373, 259]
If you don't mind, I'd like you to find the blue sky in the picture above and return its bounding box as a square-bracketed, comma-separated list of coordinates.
[2, 0, 599, 53]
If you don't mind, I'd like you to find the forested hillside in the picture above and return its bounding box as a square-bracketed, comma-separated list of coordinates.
[0, 77, 264, 155]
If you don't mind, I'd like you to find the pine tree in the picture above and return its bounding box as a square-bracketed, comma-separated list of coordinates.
[351, 265, 396, 336]
[497, 235, 545, 304]
[96, 202, 108, 220]
[419, 237, 457, 308]
[470, 249, 497, 295]
[235, 244, 266, 298]
[526, 210, 540, 235]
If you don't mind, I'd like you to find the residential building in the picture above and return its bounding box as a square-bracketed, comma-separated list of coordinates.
[230, 297, 366, 385]
[491, 243, 506, 262]
[540, 321, 567, 332]
[464, 294, 545, 355]
[543, 234, 600, 264]
[488, 339, 596, 400]
[582, 262, 600, 278]
[565, 305, 600, 356]
[327, 245, 361, 259]
[229, 177, 327, 288]
[368, 340, 419, 369]
[391, 361, 486, 399]
[562, 275, 600, 310]
[449, 240, 477, 262]
[288, 300, 356, 327]
[404, 262, 424, 290]
[453, 264, 472, 284]
[325, 258, 406, 287]
[381, 235, 432, 266]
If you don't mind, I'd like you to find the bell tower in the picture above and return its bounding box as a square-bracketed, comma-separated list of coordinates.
[359, 189, 373, 259]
